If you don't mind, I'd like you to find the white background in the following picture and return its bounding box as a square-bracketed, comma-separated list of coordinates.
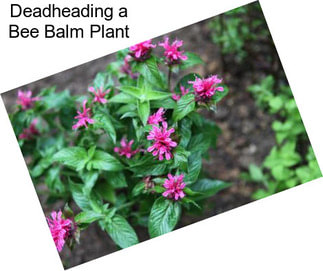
[0, 0, 323, 270]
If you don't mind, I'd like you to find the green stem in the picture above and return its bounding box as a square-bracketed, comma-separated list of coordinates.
[116, 201, 136, 211]
[168, 66, 173, 91]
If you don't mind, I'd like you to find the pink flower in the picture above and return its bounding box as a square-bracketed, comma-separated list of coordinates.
[171, 85, 190, 101]
[159, 37, 188, 65]
[162, 173, 186, 200]
[188, 75, 224, 101]
[46, 211, 73, 252]
[17, 90, 40, 110]
[88, 86, 110, 104]
[114, 138, 141, 159]
[120, 55, 139, 79]
[72, 100, 95, 130]
[129, 40, 156, 61]
[19, 119, 39, 140]
[148, 108, 165, 125]
[147, 122, 177, 160]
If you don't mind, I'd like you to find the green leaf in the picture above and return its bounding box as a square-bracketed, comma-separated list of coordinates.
[248, 164, 265, 182]
[75, 211, 104, 225]
[93, 113, 117, 144]
[109, 93, 136, 104]
[131, 182, 145, 197]
[82, 171, 99, 195]
[190, 179, 231, 200]
[179, 118, 192, 148]
[53, 147, 88, 171]
[148, 197, 181, 238]
[119, 86, 143, 100]
[105, 215, 139, 248]
[69, 180, 91, 211]
[135, 57, 166, 89]
[107, 171, 128, 188]
[184, 152, 202, 184]
[93, 72, 113, 89]
[145, 90, 171, 101]
[137, 100, 150, 125]
[87, 150, 124, 171]
[173, 146, 190, 171]
[173, 94, 195, 122]
[179, 52, 204, 70]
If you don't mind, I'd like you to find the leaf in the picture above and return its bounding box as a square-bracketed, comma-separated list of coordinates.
[172, 94, 195, 122]
[131, 182, 145, 197]
[105, 215, 139, 248]
[248, 164, 265, 182]
[109, 93, 136, 104]
[190, 179, 231, 201]
[69, 180, 91, 211]
[145, 90, 171, 101]
[137, 100, 150, 125]
[93, 72, 113, 89]
[179, 118, 192, 148]
[53, 147, 88, 171]
[87, 150, 124, 171]
[107, 171, 128, 188]
[94, 113, 117, 144]
[179, 52, 204, 70]
[173, 146, 190, 171]
[148, 197, 181, 238]
[75, 211, 104, 225]
[119, 86, 143, 100]
[184, 152, 202, 184]
[82, 171, 99, 195]
[135, 57, 166, 89]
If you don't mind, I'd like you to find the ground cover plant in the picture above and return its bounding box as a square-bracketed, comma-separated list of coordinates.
[241, 76, 322, 199]
[9, 38, 231, 254]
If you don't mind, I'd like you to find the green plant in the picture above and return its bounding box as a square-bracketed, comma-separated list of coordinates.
[208, 2, 270, 62]
[10, 38, 231, 253]
[241, 76, 322, 199]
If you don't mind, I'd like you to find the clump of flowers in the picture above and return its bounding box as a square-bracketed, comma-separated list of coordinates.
[162, 173, 186, 200]
[47, 211, 74, 252]
[189, 75, 224, 101]
[148, 108, 165, 125]
[88, 86, 110, 104]
[114, 138, 141, 158]
[147, 122, 177, 160]
[172, 85, 190, 101]
[159, 37, 188, 65]
[11, 36, 229, 255]
[72, 100, 95, 130]
[17, 90, 40, 110]
[129, 40, 156, 61]
[19, 119, 39, 140]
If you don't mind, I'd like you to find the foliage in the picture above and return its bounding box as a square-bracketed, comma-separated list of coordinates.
[241, 76, 322, 199]
[10, 38, 230, 252]
[208, 2, 270, 62]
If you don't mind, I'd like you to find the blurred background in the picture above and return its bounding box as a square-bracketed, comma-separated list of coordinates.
[2, 1, 319, 268]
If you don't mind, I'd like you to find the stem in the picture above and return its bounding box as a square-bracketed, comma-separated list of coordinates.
[168, 66, 173, 91]
[116, 201, 136, 211]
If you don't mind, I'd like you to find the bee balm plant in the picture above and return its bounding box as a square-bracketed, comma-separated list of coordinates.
[9, 37, 230, 252]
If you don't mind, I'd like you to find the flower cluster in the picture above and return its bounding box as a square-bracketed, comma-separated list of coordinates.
[114, 138, 141, 159]
[19, 119, 39, 140]
[147, 121, 177, 160]
[148, 108, 165, 125]
[129, 40, 156, 61]
[88, 86, 110, 104]
[17, 90, 40, 110]
[47, 211, 73, 252]
[72, 100, 95, 130]
[159, 37, 188, 65]
[189, 75, 224, 101]
[162, 174, 186, 200]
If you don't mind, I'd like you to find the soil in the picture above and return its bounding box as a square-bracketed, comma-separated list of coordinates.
[1, 16, 278, 269]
